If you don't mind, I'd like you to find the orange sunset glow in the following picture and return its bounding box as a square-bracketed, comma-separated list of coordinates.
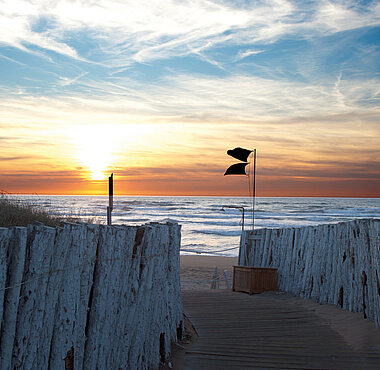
[0, 1, 379, 198]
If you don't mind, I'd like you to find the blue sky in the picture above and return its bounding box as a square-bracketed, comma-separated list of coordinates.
[0, 0, 379, 196]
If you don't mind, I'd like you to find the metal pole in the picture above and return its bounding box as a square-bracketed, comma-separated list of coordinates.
[221, 206, 245, 232]
[241, 207, 245, 232]
[252, 149, 256, 230]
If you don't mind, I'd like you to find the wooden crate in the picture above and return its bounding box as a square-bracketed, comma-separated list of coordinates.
[233, 266, 277, 295]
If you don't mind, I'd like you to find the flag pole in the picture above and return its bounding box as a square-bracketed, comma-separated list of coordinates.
[252, 149, 256, 230]
[223, 146, 256, 228]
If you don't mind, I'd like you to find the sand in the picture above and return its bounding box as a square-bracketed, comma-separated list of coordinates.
[180, 255, 238, 291]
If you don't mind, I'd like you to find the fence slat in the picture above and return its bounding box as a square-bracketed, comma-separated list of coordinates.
[48, 223, 97, 370]
[0, 227, 27, 368]
[241, 219, 380, 328]
[0, 228, 11, 338]
[83, 225, 135, 369]
[0, 222, 182, 369]
[12, 224, 56, 369]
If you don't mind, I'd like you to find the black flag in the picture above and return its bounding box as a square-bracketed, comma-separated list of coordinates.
[224, 162, 249, 176]
[227, 147, 252, 162]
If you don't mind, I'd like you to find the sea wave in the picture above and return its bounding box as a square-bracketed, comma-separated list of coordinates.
[14, 195, 380, 256]
[117, 218, 151, 224]
[191, 229, 241, 237]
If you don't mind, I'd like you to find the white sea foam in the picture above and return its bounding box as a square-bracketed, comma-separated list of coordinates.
[14, 195, 380, 256]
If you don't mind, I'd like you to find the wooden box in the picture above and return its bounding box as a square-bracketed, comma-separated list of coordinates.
[232, 266, 277, 295]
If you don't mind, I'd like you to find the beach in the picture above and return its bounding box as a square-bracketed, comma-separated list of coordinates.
[180, 255, 238, 290]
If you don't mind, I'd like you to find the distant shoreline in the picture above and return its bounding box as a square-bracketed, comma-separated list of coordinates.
[3, 193, 380, 199]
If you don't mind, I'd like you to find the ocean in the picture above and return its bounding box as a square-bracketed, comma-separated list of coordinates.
[13, 195, 380, 257]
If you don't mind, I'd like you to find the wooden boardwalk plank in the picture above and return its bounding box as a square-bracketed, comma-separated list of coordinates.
[181, 290, 380, 369]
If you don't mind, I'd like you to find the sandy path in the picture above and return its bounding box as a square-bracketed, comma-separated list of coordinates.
[180, 255, 238, 290]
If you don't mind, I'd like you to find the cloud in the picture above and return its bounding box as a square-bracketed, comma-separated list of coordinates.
[58, 72, 88, 86]
[0, 156, 30, 162]
[0, 0, 78, 58]
[0, 53, 26, 65]
[314, 0, 380, 34]
[1, 0, 379, 67]
[0, 67, 378, 129]
[234, 49, 264, 62]
[0, 1, 378, 197]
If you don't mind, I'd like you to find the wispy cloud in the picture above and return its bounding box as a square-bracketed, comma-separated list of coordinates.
[58, 72, 88, 86]
[0, 53, 26, 65]
[0, 0, 379, 196]
[0, 70, 378, 127]
[234, 49, 264, 62]
[1, 0, 379, 66]
[314, 0, 380, 34]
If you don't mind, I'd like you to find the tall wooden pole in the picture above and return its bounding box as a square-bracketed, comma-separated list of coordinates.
[109, 173, 114, 211]
[107, 173, 113, 225]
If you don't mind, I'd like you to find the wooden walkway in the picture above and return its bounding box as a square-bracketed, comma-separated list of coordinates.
[181, 290, 380, 369]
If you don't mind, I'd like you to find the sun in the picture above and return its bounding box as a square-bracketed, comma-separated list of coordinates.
[71, 125, 116, 180]
[66, 123, 158, 181]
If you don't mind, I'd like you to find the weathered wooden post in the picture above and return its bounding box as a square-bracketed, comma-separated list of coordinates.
[224, 270, 231, 289]
[107, 173, 113, 225]
[211, 267, 220, 289]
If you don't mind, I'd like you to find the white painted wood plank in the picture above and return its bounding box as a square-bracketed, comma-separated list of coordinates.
[34, 225, 71, 369]
[0, 228, 11, 337]
[299, 227, 315, 298]
[0, 227, 27, 368]
[319, 224, 335, 305]
[238, 231, 248, 266]
[83, 225, 135, 369]
[166, 223, 183, 342]
[12, 224, 56, 369]
[48, 223, 94, 370]
[0, 222, 183, 368]
[369, 220, 380, 328]
[239, 219, 380, 328]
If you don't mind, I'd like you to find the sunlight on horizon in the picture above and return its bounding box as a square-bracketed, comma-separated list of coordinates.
[67, 123, 156, 181]
[70, 125, 118, 180]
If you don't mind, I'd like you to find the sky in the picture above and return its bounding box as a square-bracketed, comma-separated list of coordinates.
[0, 0, 379, 197]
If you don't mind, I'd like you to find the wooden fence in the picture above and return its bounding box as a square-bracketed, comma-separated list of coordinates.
[0, 222, 183, 369]
[239, 219, 380, 328]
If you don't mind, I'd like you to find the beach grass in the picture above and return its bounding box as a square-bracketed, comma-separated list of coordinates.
[0, 192, 92, 228]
